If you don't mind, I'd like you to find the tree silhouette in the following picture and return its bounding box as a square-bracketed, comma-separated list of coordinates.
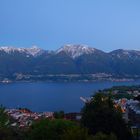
[81, 93, 132, 140]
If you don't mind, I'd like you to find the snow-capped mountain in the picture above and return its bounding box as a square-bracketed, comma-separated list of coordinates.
[56, 44, 96, 58]
[110, 49, 140, 59]
[0, 44, 140, 81]
[25, 46, 45, 56]
[0, 46, 44, 56]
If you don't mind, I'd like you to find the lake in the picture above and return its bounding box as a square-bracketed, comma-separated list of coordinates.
[0, 80, 140, 112]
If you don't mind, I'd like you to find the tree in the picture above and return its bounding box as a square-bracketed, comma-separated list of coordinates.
[90, 132, 117, 140]
[27, 119, 77, 140]
[0, 106, 9, 128]
[62, 128, 117, 140]
[0, 106, 23, 140]
[27, 117, 118, 140]
[61, 126, 90, 140]
[81, 93, 132, 140]
[53, 111, 64, 119]
[0, 127, 22, 140]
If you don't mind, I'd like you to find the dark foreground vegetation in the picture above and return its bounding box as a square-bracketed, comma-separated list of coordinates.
[0, 92, 133, 140]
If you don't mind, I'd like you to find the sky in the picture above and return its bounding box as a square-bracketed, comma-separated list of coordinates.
[0, 0, 140, 52]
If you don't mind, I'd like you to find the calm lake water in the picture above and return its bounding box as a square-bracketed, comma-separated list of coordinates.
[0, 81, 140, 112]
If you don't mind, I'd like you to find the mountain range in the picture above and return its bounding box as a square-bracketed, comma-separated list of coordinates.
[0, 44, 140, 81]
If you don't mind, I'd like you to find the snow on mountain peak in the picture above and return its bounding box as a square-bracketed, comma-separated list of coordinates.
[0, 46, 23, 53]
[26, 46, 44, 56]
[56, 44, 95, 58]
[110, 49, 140, 60]
[0, 46, 44, 56]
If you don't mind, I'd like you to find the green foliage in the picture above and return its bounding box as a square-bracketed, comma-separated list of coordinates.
[90, 132, 117, 140]
[27, 119, 77, 140]
[0, 92, 134, 140]
[0, 106, 24, 140]
[0, 106, 9, 128]
[61, 126, 90, 140]
[27, 118, 117, 140]
[81, 93, 132, 140]
[0, 127, 23, 140]
[113, 93, 134, 100]
[110, 85, 140, 92]
[61, 128, 118, 140]
[53, 111, 64, 119]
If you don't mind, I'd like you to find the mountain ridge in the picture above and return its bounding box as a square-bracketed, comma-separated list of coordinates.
[0, 44, 140, 81]
[0, 44, 140, 58]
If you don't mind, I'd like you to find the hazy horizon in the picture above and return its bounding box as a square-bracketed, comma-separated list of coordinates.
[0, 0, 140, 51]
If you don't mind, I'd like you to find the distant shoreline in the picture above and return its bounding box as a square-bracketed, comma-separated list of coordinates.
[0, 78, 139, 84]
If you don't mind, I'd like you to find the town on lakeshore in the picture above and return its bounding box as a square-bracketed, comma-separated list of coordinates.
[3, 85, 140, 130]
[1, 0, 140, 139]
[0, 73, 136, 84]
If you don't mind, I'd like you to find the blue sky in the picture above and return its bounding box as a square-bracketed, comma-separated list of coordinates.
[0, 0, 140, 51]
